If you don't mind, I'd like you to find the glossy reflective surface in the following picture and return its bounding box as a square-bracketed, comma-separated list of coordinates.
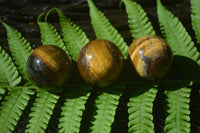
[77, 39, 124, 87]
[128, 35, 173, 80]
[26, 45, 71, 88]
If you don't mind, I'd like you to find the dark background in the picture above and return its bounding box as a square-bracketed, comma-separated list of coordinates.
[0, 0, 199, 133]
[0, 0, 193, 49]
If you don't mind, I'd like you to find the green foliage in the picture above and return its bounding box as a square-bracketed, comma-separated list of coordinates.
[45, 8, 90, 62]
[88, 0, 129, 59]
[128, 85, 157, 133]
[191, 0, 200, 45]
[59, 86, 91, 133]
[90, 87, 122, 133]
[0, 0, 199, 133]
[37, 12, 69, 55]
[86, 1, 128, 131]
[164, 85, 191, 133]
[26, 89, 59, 133]
[87, 1, 127, 131]
[157, 0, 200, 79]
[123, 0, 156, 40]
[0, 88, 6, 101]
[0, 88, 34, 133]
[0, 46, 21, 86]
[1, 22, 32, 83]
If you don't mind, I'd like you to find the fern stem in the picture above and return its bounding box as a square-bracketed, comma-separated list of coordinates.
[59, 86, 91, 133]
[1, 21, 32, 83]
[88, 0, 128, 59]
[157, 0, 200, 80]
[90, 87, 122, 133]
[37, 12, 69, 53]
[123, 0, 156, 40]
[128, 86, 157, 133]
[0, 80, 195, 90]
[164, 87, 191, 133]
[0, 86, 38, 89]
[191, 0, 200, 45]
[0, 46, 21, 86]
[26, 90, 59, 133]
[45, 8, 90, 61]
[0, 88, 34, 133]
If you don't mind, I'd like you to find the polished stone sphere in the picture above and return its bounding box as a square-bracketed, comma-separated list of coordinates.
[128, 35, 173, 80]
[77, 39, 124, 87]
[26, 45, 71, 88]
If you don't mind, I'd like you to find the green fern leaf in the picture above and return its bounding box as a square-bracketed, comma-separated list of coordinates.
[90, 86, 122, 133]
[0, 88, 34, 133]
[123, 0, 156, 40]
[164, 86, 191, 133]
[87, 0, 129, 59]
[45, 8, 90, 61]
[1, 21, 32, 82]
[128, 85, 157, 133]
[59, 86, 91, 133]
[26, 89, 59, 133]
[37, 12, 70, 56]
[0, 88, 6, 101]
[157, 0, 200, 79]
[0, 46, 21, 86]
[191, 0, 200, 45]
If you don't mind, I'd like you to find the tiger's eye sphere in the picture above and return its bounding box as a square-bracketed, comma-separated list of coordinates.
[26, 45, 72, 88]
[77, 39, 124, 87]
[128, 35, 173, 80]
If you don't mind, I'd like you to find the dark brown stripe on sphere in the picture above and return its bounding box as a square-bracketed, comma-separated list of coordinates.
[77, 39, 124, 87]
[128, 35, 173, 79]
[26, 45, 71, 88]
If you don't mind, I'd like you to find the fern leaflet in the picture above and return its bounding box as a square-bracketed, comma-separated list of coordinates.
[191, 0, 200, 45]
[88, 0, 128, 59]
[90, 86, 122, 133]
[37, 12, 70, 56]
[0, 88, 6, 101]
[164, 87, 191, 133]
[1, 21, 33, 83]
[45, 8, 90, 61]
[0, 88, 34, 133]
[59, 86, 91, 133]
[123, 0, 156, 40]
[128, 85, 157, 133]
[157, 0, 200, 79]
[26, 89, 59, 133]
[0, 46, 21, 86]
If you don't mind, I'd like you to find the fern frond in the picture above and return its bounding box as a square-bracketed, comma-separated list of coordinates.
[157, 0, 200, 79]
[1, 21, 32, 83]
[59, 86, 91, 133]
[0, 88, 34, 133]
[37, 12, 70, 56]
[90, 86, 122, 133]
[128, 85, 157, 133]
[123, 0, 156, 40]
[45, 8, 90, 61]
[0, 46, 21, 86]
[87, 0, 129, 59]
[26, 89, 59, 133]
[164, 87, 191, 133]
[191, 0, 200, 45]
[0, 88, 6, 101]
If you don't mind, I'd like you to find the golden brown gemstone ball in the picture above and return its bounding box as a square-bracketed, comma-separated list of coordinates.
[77, 39, 124, 87]
[128, 35, 173, 80]
[26, 45, 72, 88]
